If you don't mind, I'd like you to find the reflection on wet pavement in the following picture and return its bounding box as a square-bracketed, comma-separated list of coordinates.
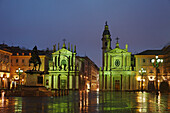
[0, 91, 169, 113]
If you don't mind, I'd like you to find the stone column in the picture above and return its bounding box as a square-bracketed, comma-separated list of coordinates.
[108, 55, 110, 70]
[110, 73, 113, 90]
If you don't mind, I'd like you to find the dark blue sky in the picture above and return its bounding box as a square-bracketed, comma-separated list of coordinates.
[0, 0, 170, 67]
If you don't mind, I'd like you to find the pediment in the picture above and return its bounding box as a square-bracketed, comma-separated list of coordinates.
[108, 48, 127, 54]
[52, 48, 73, 55]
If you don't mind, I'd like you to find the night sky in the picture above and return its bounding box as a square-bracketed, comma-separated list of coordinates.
[0, 0, 170, 67]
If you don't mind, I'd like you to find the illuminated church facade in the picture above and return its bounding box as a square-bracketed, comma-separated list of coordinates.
[99, 22, 137, 91]
[45, 42, 79, 90]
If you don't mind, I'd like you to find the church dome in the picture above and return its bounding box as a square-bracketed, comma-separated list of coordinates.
[102, 21, 111, 36]
[103, 29, 110, 36]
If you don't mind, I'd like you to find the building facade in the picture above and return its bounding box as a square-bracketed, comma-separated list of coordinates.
[135, 47, 170, 91]
[162, 44, 170, 82]
[0, 44, 49, 89]
[99, 22, 136, 91]
[45, 42, 79, 90]
[0, 48, 12, 89]
[76, 56, 99, 90]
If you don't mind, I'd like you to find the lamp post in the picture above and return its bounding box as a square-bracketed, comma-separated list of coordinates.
[151, 55, 163, 95]
[139, 68, 146, 92]
[16, 68, 23, 89]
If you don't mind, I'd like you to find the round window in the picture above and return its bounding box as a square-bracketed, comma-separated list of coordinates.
[115, 60, 120, 67]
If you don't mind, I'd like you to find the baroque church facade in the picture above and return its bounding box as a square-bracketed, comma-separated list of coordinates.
[99, 22, 137, 91]
[45, 42, 79, 90]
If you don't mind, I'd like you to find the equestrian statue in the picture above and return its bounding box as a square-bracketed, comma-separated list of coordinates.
[29, 46, 41, 71]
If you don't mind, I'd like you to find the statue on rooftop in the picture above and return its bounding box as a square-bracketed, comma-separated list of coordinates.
[29, 46, 41, 71]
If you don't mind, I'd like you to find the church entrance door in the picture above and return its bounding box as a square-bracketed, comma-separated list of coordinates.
[115, 80, 120, 90]
[61, 79, 66, 89]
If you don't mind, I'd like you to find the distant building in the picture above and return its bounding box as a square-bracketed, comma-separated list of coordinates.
[76, 56, 99, 90]
[135, 50, 164, 91]
[0, 43, 49, 89]
[135, 44, 170, 91]
[162, 44, 170, 80]
[99, 22, 136, 91]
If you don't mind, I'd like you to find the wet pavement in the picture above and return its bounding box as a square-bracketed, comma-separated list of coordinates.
[0, 91, 169, 113]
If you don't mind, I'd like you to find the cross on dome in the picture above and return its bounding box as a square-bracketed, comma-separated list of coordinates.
[116, 37, 119, 43]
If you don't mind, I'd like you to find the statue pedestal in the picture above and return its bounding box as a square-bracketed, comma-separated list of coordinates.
[21, 70, 52, 96]
[25, 70, 44, 86]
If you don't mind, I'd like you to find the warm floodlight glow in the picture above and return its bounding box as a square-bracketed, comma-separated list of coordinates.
[15, 76, 19, 80]
[7, 74, 10, 78]
[137, 76, 141, 81]
[148, 76, 155, 81]
[87, 83, 90, 89]
[1, 74, 3, 78]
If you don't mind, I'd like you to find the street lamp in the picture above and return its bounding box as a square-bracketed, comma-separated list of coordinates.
[139, 68, 146, 92]
[16, 68, 23, 89]
[151, 55, 163, 95]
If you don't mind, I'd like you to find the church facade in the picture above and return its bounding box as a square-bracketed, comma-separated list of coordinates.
[99, 22, 137, 91]
[45, 42, 79, 90]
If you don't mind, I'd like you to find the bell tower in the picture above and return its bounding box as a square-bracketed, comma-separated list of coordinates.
[101, 21, 112, 69]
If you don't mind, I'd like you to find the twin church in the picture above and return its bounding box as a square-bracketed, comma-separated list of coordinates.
[45, 22, 137, 91]
[99, 22, 136, 91]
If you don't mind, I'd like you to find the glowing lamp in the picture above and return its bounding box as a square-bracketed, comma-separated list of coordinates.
[156, 56, 158, 59]
[1, 74, 3, 78]
[7, 74, 10, 78]
[137, 76, 141, 81]
[151, 59, 155, 63]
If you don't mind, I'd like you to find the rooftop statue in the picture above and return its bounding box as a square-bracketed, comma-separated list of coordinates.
[29, 46, 41, 71]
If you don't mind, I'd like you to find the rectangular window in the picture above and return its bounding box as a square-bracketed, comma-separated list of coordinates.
[150, 59, 152, 63]
[22, 59, 24, 63]
[143, 59, 145, 63]
[37, 76, 43, 84]
[16, 59, 18, 63]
